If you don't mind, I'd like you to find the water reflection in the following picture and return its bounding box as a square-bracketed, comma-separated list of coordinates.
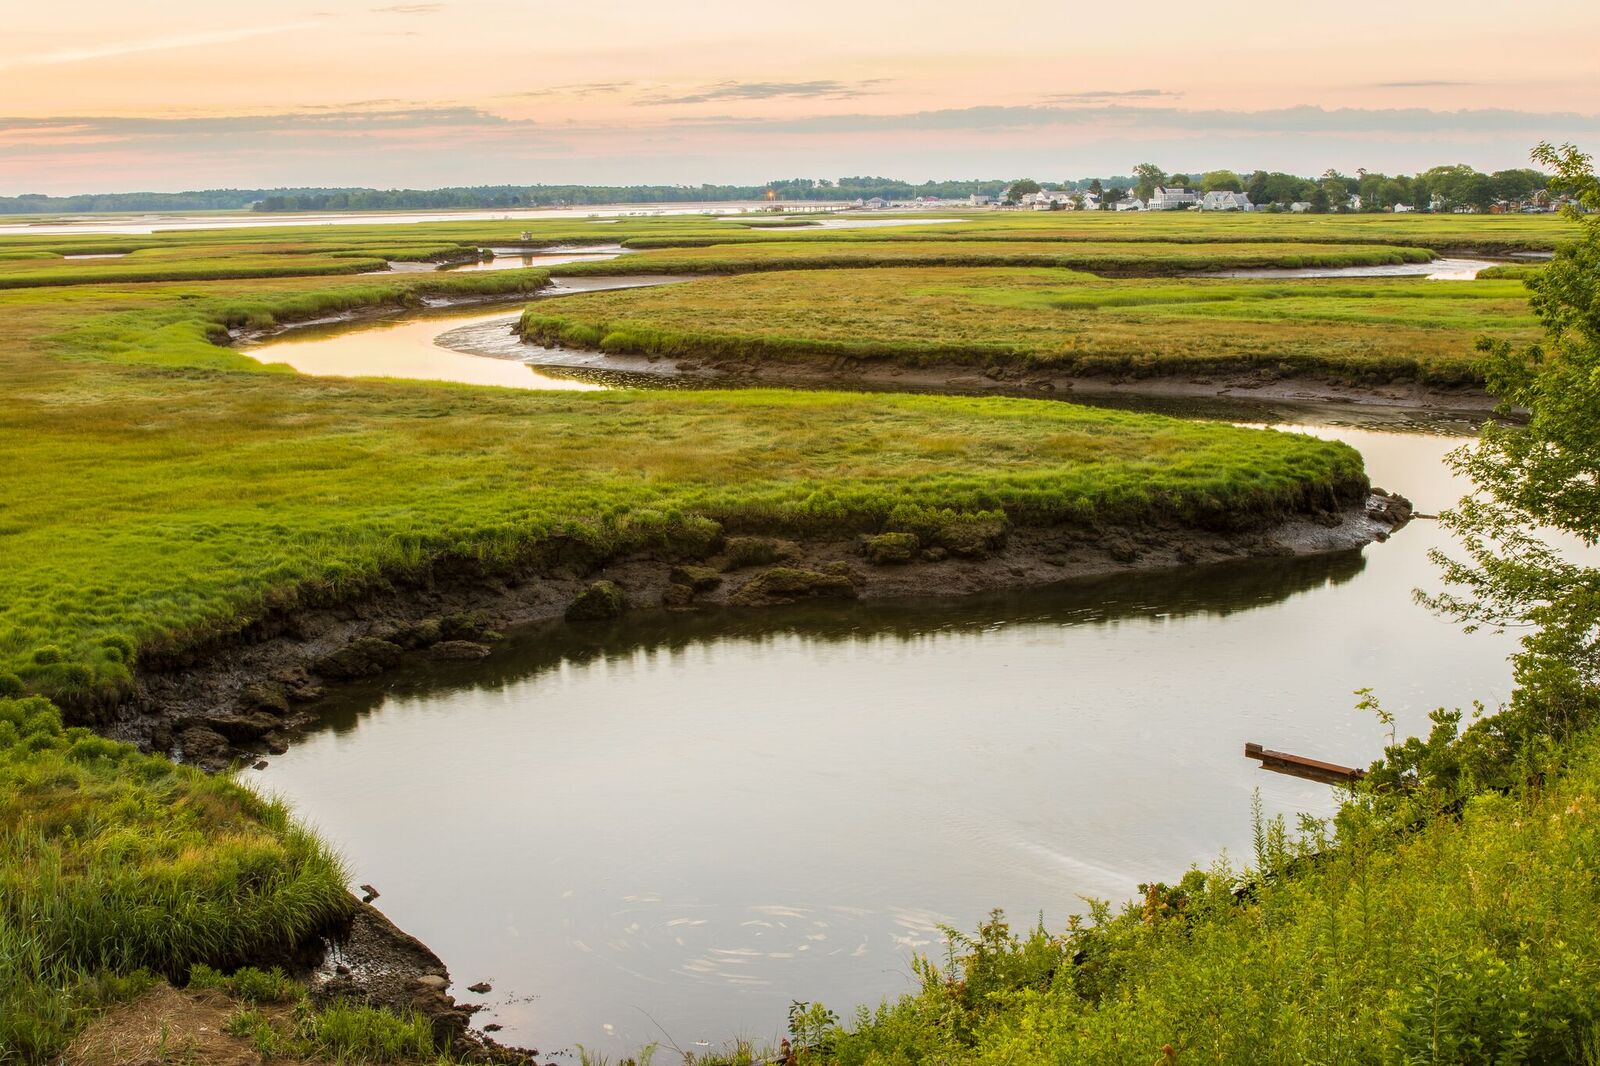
[248, 462, 1514, 1055]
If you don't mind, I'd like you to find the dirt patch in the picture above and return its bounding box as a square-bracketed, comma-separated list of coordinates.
[62, 984, 306, 1066]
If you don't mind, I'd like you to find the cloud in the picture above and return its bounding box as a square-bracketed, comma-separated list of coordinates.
[0, 107, 517, 144]
[640, 80, 888, 105]
[0, 22, 321, 72]
[372, 3, 444, 12]
[511, 81, 636, 98]
[674, 103, 1600, 136]
[1375, 80, 1479, 88]
[1046, 89, 1178, 102]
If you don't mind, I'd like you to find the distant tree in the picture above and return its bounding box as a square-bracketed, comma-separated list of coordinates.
[1133, 163, 1167, 201]
[1319, 169, 1352, 210]
[1309, 186, 1331, 213]
[1491, 168, 1547, 202]
[1088, 179, 1103, 197]
[1005, 179, 1042, 202]
[1245, 170, 1270, 204]
[1103, 186, 1127, 205]
[1200, 170, 1243, 193]
[1169, 174, 1192, 188]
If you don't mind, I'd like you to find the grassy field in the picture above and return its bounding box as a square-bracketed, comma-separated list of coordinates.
[560, 239, 1436, 276]
[0, 218, 1391, 1062]
[520, 266, 1541, 384]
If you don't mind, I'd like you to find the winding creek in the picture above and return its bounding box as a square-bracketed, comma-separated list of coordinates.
[236, 287, 1526, 1056]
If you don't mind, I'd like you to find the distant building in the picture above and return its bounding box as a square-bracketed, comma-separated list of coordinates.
[863, 197, 889, 210]
[1392, 203, 1416, 213]
[1149, 186, 1199, 210]
[1290, 201, 1313, 213]
[1116, 197, 1146, 212]
[969, 194, 995, 206]
[1200, 190, 1252, 212]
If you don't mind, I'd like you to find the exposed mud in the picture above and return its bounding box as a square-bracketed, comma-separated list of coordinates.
[513, 344, 1502, 415]
[96, 495, 1410, 776]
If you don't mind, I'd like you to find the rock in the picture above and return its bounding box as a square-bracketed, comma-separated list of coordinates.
[440, 612, 491, 642]
[177, 726, 231, 769]
[415, 974, 448, 992]
[395, 617, 444, 649]
[730, 567, 857, 607]
[361, 883, 381, 903]
[719, 536, 802, 570]
[1106, 535, 1140, 564]
[316, 637, 403, 680]
[424, 640, 492, 661]
[194, 711, 280, 741]
[937, 514, 1010, 559]
[668, 564, 723, 592]
[661, 583, 695, 608]
[467, 982, 492, 995]
[483, 1023, 503, 1033]
[261, 732, 290, 755]
[862, 532, 918, 565]
[564, 580, 627, 622]
[241, 681, 290, 714]
[921, 546, 949, 562]
[252, 760, 269, 771]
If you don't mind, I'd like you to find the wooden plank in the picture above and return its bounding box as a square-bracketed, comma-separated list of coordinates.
[1244, 742, 1366, 786]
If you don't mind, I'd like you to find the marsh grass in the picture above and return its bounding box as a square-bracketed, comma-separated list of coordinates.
[520, 266, 1539, 384]
[0, 697, 351, 1062]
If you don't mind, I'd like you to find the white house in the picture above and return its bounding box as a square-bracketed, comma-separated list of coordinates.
[1116, 197, 1146, 212]
[968, 194, 994, 206]
[1393, 203, 1416, 213]
[863, 197, 889, 210]
[1200, 190, 1252, 212]
[1149, 186, 1199, 210]
[1289, 201, 1313, 213]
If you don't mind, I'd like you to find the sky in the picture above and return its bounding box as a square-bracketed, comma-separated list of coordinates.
[3, 0, 1598, 194]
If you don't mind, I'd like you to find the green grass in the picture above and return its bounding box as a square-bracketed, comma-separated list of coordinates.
[519, 266, 1541, 385]
[0, 697, 350, 1063]
[1, 263, 1366, 708]
[558, 240, 1437, 276]
[815, 726, 1600, 1064]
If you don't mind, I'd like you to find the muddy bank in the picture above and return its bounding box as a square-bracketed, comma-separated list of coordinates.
[99, 496, 1410, 775]
[507, 342, 1502, 415]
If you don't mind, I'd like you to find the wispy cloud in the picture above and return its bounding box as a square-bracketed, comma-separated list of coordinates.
[672, 103, 1600, 136]
[1046, 88, 1178, 102]
[0, 22, 321, 72]
[511, 81, 636, 98]
[0, 106, 517, 143]
[640, 79, 889, 105]
[371, 3, 444, 13]
[1375, 80, 1478, 88]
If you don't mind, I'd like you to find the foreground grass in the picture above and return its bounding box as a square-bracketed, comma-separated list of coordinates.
[811, 725, 1600, 1064]
[520, 266, 1542, 385]
[0, 697, 350, 1062]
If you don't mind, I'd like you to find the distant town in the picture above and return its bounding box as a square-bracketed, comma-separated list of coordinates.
[852, 165, 1578, 215]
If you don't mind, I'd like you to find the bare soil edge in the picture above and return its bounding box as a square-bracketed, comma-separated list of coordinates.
[99, 504, 1409, 771]
[518, 345, 1502, 415]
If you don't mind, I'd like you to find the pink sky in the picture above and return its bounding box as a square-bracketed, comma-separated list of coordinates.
[3, 0, 1597, 192]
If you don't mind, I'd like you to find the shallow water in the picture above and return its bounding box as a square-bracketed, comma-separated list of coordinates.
[438, 246, 630, 272]
[0, 202, 855, 236]
[1206, 256, 1502, 280]
[244, 408, 1516, 1056]
[241, 276, 684, 389]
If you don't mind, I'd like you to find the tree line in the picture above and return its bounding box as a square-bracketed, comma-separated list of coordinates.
[0, 164, 1550, 215]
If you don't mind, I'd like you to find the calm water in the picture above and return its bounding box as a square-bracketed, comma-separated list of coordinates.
[241, 277, 683, 389]
[243, 408, 1516, 1056]
[1207, 256, 1502, 280]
